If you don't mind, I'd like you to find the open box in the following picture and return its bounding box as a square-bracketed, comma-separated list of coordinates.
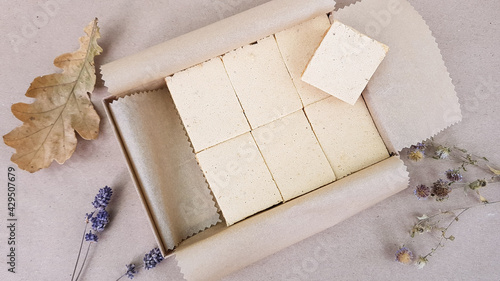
[101, 0, 461, 280]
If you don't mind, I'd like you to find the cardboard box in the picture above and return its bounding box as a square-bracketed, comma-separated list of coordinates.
[101, 0, 461, 279]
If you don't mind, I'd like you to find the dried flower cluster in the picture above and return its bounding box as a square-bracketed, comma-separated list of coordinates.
[397, 140, 500, 269]
[395, 247, 413, 264]
[431, 179, 451, 201]
[408, 142, 426, 161]
[414, 184, 430, 200]
[407, 140, 498, 202]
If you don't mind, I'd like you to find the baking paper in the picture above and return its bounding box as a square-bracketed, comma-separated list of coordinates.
[107, 89, 220, 252]
[101, 0, 337, 96]
[174, 156, 408, 281]
[101, 0, 337, 256]
[100, 0, 461, 279]
[334, 0, 461, 153]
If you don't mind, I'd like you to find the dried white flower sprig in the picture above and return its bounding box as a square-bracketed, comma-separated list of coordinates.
[402, 201, 500, 268]
[407, 140, 499, 203]
[396, 140, 500, 269]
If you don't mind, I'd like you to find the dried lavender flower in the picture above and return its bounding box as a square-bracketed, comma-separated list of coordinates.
[73, 186, 112, 281]
[125, 264, 137, 279]
[92, 186, 113, 209]
[90, 209, 109, 232]
[445, 169, 463, 182]
[143, 247, 164, 270]
[435, 146, 451, 159]
[431, 179, 452, 201]
[414, 184, 431, 200]
[84, 230, 98, 242]
[85, 212, 94, 223]
[395, 247, 413, 264]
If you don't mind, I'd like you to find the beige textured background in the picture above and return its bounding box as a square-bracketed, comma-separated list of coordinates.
[0, 0, 499, 280]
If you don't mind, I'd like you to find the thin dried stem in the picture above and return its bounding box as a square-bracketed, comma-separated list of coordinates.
[75, 242, 93, 281]
[419, 201, 500, 259]
[71, 223, 88, 281]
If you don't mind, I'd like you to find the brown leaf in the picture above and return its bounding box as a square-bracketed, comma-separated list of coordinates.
[3, 19, 102, 173]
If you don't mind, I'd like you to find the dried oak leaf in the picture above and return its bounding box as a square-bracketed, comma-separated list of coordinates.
[3, 19, 102, 173]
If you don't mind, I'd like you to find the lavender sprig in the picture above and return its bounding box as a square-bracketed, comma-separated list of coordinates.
[71, 186, 113, 281]
[125, 264, 137, 279]
[116, 247, 165, 280]
[92, 186, 113, 209]
[85, 231, 98, 242]
[90, 209, 109, 232]
[144, 247, 164, 270]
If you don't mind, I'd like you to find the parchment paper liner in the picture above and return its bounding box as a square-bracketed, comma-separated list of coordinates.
[103, 0, 338, 255]
[101, 0, 337, 97]
[107, 89, 220, 251]
[334, 0, 461, 153]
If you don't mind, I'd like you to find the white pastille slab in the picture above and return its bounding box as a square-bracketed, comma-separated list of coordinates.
[222, 35, 303, 129]
[252, 110, 336, 201]
[274, 15, 332, 106]
[302, 20, 389, 105]
[304, 97, 389, 178]
[196, 132, 283, 225]
[166, 57, 250, 153]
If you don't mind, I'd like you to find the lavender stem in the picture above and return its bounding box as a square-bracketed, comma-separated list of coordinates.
[71, 223, 88, 281]
[75, 242, 93, 281]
